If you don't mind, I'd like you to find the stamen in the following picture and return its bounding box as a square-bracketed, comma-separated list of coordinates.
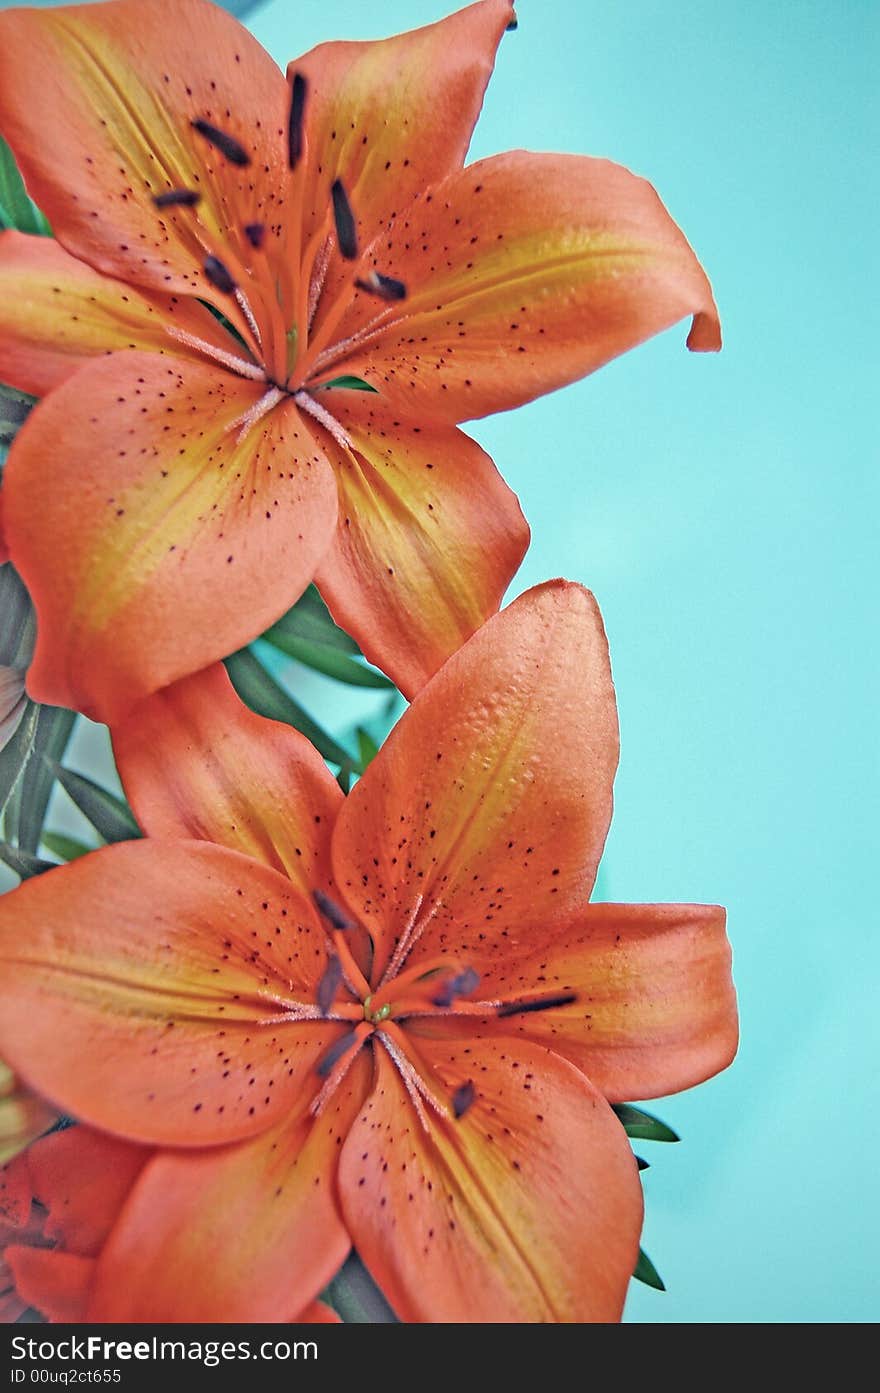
[355, 270, 407, 302]
[287, 72, 307, 169]
[316, 955, 343, 1017]
[313, 889, 353, 932]
[234, 288, 263, 347]
[452, 1080, 476, 1119]
[203, 254, 237, 294]
[431, 966, 480, 1009]
[331, 179, 359, 260]
[164, 326, 266, 381]
[293, 390, 352, 449]
[191, 119, 251, 167]
[244, 221, 266, 249]
[226, 386, 284, 443]
[496, 991, 578, 1018]
[315, 1028, 359, 1078]
[153, 188, 201, 208]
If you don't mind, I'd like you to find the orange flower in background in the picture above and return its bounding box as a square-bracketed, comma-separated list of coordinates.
[0, 0, 719, 724]
[0, 583, 737, 1321]
[0, 1127, 337, 1322]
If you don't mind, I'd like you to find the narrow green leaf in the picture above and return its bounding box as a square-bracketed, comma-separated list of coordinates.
[336, 761, 354, 795]
[225, 649, 352, 768]
[323, 1253, 398, 1323]
[317, 375, 378, 393]
[357, 728, 380, 770]
[0, 135, 50, 235]
[13, 706, 76, 854]
[262, 629, 392, 688]
[635, 1155, 650, 1171]
[612, 1103, 680, 1144]
[0, 841, 55, 880]
[633, 1248, 666, 1292]
[267, 587, 360, 655]
[0, 700, 38, 820]
[0, 565, 35, 670]
[48, 763, 140, 844]
[41, 831, 94, 863]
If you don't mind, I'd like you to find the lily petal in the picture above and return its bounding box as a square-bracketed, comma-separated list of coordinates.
[332, 581, 618, 981]
[113, 663, 343, 893]
[344, 150, 721, 423]
[340, 1035, 642, 1322]
[25, 1127, 150, 1256]
[0, 0, 292, 345]
[4, 1248, 94, 1323]
[3, 351, 337, 724]
[411, 904, 739, 1101]
[314, 391, 528, 697]
[0, 231, 236, 398]
[0, 840, 341, 1146]
[292, 0, 514, 336]
[88, 1051, 370, 1321]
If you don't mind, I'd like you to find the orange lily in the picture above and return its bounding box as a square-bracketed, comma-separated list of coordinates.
[0, 582, 736, 1322]
[0, 0, 719, 724]
[0, 1125, 339, 1323]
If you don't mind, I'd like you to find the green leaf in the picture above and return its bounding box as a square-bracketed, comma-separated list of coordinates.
[612, 1103, 679, 1144]
[323, 1253, 398, 1323]
[0, 841, 55, 880]
[0, 135, 50, 235]
[0, 565, 35, 670]
[225, 648, 352, 768]
[356, 727, 380, 770]
[261, 629, 393, 689]
[41, 831, 94, 863]
[268, 587, 360, 656]
[336, 760, 354, 795]
[635, 1155, 650, 1171]
[317, 375, 378, 393]
[0, 701, 38, 820]
[0, 383, 35, 448]
[12, 706, 76, 854]
[633, 1248, 666, 1292]
[48, 763, 140, 844]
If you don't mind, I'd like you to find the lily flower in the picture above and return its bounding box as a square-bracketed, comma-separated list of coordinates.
[0, 583, 737, 1321]
[0, 0, 719, 723]
[0, 1125, 339, 1323]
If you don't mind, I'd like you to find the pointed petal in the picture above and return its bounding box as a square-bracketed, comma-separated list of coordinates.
[332, 582, 618, 981]
[340, 1035, 642, 1321]
[89, 1051, 370, 1321]
[314, 392, 528, 697]
[4, 1248, 95, 1322]
[0, 839, 340, 1146]
[411, 904, 739, 1102]
[343, 151, 720, 423]
[113, 663, 342, 893]
[0, 230, 237, 398]
[0, 0, 292, 337]
[3, 351, 336, 724]
[25, 1126, 150, 1255]
[291, 0, 514, 332]
[0, 1063, 57, 1166]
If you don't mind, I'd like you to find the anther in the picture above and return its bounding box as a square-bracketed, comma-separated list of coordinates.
[287, 72, 307, 169]
[452, 1080, 476, 1119]
[203, 255, 237, 294]
[316, 955, 343, 1016]
[431, 966, 480, 1009]
[191, 119, 250, 167]
[313, 890, 352, 931]
[496, 991, 578, 1018]
[355, 270, 407, 302]
[331, 179, 358, 260]
[315, 1029, 359, 1078]
[153, 188, 201, 208]
[244, 222, 265, 249]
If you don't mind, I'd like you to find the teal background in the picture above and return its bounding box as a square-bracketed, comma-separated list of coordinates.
[5, 0, 878, 1322]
